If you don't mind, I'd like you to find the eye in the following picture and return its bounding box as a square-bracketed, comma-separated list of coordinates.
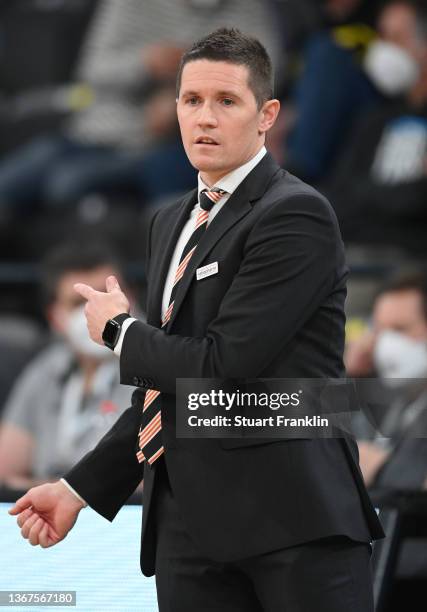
[186, 96, 199, 105]
[221, 98, 234, 106]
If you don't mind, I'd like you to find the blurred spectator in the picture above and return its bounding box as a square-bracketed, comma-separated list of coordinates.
[277, 0, 382, 182]
[0, 0, 280, 217]
[346, 271, 427, 490]
[0, 242, 138, 490]
[322, 0, 427, 254]
[0, 315, 47, 416]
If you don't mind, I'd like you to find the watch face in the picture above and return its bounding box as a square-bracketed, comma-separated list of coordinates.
[102, 319, 121, 348]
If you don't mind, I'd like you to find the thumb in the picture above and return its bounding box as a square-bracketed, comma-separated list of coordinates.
[8, 492, 32, 515]
[106, 275, 121, 293]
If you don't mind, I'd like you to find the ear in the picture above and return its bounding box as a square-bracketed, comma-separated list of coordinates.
[258, 99, 281, 135]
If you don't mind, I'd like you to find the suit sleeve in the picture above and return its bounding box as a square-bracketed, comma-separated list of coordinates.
[120, 193, 343, 393]
[61, 211, 162, 521]
[63, 401, 144, 521]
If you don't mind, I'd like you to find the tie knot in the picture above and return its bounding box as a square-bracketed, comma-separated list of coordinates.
[199, 188, 227, 211]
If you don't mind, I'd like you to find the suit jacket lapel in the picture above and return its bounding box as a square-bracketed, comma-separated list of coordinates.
[165, 153, 281, 331]
[147, 189, 197, 327]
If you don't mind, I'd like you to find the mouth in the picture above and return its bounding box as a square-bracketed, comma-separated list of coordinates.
[194, 136, 219, 146]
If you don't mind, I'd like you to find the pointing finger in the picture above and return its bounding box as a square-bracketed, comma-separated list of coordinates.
[73, 283, 97, 300]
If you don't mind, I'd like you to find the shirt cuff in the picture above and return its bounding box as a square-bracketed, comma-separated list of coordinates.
[60, 478, 88, 507]
[114, 317, 137, 357]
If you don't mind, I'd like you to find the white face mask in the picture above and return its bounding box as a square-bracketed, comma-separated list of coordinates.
[364, 40, 420, 96]
[373, 329, 427, 387]
[65, 305, 112, 360]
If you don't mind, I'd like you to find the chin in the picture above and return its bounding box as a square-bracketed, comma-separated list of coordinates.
[190, 156, 224, 174]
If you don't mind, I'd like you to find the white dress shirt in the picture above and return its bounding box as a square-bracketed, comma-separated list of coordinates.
[60, 478, 87, 507]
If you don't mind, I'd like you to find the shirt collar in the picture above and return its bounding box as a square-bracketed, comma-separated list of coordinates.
[197, 146, 267, 200]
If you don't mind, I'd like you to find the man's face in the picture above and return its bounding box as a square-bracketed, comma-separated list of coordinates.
[48, 265, 118, 336]
[177, 60, 279, 185]
[379, 3, 427, 65]
[373, 289, 427, 341]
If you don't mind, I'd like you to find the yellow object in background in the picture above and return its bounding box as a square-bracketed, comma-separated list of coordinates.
[332, 24, 376, 51]
[346, 317, 370, 342]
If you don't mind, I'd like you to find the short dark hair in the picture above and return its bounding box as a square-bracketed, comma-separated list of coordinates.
[376, 269, 427, 322]
[176, 27, 273, 109]
[41, 241, 123, 305]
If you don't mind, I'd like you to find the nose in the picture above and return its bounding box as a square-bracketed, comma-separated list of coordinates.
[197, 101, 218, 128]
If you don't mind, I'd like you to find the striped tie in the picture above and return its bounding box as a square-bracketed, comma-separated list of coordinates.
[136, 187, 227, 466]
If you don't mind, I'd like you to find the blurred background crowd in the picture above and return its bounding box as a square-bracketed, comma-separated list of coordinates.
[0, 0, 426, 609]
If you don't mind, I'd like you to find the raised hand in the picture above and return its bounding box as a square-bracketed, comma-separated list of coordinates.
[74, 275, 130, 344]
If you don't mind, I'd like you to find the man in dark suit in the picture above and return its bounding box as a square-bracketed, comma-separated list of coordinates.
[10, 28, 384, 611]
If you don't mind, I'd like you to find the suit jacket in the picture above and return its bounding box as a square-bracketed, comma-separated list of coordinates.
[64, 153, 385, 576]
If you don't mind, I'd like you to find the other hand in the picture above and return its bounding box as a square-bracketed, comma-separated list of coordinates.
[8, 481, 85, 548]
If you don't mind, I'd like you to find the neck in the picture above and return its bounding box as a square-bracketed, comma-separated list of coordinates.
[200, 170, 229, 188]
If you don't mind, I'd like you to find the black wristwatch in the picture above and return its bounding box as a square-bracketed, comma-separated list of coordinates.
[102, 313, 131, 350]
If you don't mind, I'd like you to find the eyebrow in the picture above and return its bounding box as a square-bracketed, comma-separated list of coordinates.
[180, 89, 241, 99]
[180, 90, 199, 97]
[217, 90, 241, 99]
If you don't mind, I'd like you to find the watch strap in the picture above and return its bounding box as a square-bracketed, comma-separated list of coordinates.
[112, 312, 131, 325]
